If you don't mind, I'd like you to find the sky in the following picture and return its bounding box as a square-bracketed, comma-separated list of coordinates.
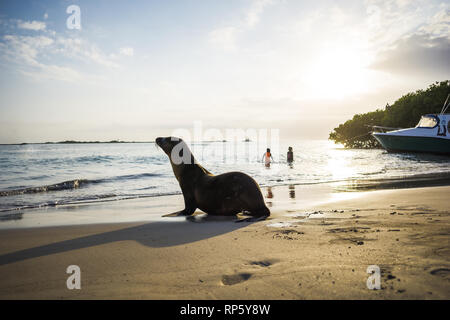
[0, 0, 449, 143]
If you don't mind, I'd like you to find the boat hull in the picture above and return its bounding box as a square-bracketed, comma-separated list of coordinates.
[372, 134, 450, 155]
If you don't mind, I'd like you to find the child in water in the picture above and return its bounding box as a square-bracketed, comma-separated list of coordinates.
[262, 148, 274, 166]
[287, 147, 293, 162]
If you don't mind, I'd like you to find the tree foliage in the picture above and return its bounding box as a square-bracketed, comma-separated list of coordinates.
[329, 80, 450, 148]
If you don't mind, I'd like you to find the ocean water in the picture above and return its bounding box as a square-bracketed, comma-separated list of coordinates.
[1, 140, 449, 213]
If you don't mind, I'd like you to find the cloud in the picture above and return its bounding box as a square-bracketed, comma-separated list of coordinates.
[417, 7, 450, 39]
[208, 0, 276, 51]
[364, 0, 443, 48]
[1, 35, 54, 67]
[369, 5, 450, 76]
[0, 31, 120, 83]
[84, 45, 119, 68]
[0, 15, 127, 85]
[44, 13, 49, 20]
[246, 0, 274, 27]
[119, 47, 134, 56]
[0, 34, 101, 83]
[370, 34, 450, 76]
[55, 36, 120, 68]
[208, 27, 238, 52]
[17, 20, 46, 31]
[21, 65, 85, 83]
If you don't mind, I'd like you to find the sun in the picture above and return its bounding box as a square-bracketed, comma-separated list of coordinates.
[303, 47, 372, 100]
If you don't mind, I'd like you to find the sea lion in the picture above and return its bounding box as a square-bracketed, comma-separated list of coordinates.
[155, 136, 270, 221]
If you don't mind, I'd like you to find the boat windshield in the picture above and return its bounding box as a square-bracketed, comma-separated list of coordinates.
[416, 115, 438, 128]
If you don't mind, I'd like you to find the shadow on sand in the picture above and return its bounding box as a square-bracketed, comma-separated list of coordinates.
[0, 214, 256, 266]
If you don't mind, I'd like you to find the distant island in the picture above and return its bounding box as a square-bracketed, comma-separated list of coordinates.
[0, 140, 155, 146]
[47, 140, 134, 144]
[2, 140, 234, 146]
[329, 80, 450, 148]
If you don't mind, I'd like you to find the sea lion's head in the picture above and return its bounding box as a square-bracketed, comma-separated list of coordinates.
[155, 136, 193, 166]
[155, 136, 181, 154]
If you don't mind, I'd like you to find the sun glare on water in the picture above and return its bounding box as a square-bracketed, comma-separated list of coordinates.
[326, 140, 357, 181]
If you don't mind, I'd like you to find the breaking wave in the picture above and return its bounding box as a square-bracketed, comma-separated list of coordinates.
[0, 173, 162, 197]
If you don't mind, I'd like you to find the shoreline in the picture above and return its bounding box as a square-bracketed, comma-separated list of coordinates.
[0, 185, 448, 299]
[2, 172, 450, 229]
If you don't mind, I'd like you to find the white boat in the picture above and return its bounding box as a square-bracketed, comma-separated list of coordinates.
[372, 95, 450, 155]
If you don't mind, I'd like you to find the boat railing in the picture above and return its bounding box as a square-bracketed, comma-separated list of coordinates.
[366, 125, 403, 133]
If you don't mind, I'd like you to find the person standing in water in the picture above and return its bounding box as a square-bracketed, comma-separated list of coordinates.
[287, 147, 294, 163]
[262, 148, 274, 166]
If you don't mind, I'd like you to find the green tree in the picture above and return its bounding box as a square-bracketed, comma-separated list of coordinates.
[329, 80, 450, 148]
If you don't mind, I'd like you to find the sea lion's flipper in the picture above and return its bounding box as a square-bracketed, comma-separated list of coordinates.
[235, 215, 269, 223]
[162, 210, 191, 217]
[162, 212, 181, 217]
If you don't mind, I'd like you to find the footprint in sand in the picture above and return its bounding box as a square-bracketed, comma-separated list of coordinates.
[329, 236, 373, 245]
[248, 259, 279, 268]
[221, 260, 277, 285]
[327, 227, 371, 234]
[271, 229, 304, 240]
[430, 268, 450, 281]
[221, 273, 252, 286]
[250, 260, 272, 267]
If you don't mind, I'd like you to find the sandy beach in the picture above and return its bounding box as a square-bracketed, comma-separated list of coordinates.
[0, 184, 448, 299]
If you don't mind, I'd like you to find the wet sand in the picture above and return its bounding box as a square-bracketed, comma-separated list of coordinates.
[0, 185, 449, 299]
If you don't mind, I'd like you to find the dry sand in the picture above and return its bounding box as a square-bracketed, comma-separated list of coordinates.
[0, 185, 449, 299]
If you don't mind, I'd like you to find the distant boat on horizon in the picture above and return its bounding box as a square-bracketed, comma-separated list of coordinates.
[372, 94, 450, 155]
